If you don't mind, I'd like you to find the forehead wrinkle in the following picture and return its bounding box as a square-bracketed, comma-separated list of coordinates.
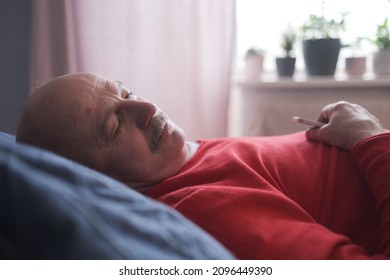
[89, 74, 102, 96]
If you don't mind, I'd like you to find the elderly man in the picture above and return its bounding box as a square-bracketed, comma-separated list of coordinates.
[17, 72, 390, 259]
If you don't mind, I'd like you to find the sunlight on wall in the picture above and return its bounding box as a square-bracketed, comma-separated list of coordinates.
[236, 0, 390, 74]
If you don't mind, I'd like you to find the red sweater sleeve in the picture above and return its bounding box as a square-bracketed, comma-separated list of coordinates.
[352, 132, 390, 257]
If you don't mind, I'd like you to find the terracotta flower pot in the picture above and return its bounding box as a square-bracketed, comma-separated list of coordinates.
[345, 57, 366, 76]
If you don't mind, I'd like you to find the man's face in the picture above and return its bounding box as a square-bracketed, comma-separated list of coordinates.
[39, 73, 189, 190]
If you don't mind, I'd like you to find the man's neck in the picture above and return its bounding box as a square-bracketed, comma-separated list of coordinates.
[136, 141, 199, 194]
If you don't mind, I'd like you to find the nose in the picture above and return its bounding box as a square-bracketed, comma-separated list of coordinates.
[116, 99, 157, 129]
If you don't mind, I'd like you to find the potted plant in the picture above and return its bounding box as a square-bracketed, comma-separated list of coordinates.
[371, 17, 390, 75]
[244, 47, 264, 79]
[301, 14, 346, 76]
[344, 38, 366, 76]
[276, 27, 296, 77]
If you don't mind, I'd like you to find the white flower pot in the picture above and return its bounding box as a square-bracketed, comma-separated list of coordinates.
[244, 55, 263, 79]
[373, 49, 390, 75]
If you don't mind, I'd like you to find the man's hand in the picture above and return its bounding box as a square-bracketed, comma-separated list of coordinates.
[306, 101, 385, 151]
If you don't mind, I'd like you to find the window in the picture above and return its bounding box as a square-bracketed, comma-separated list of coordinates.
[236, 0, 390, 75]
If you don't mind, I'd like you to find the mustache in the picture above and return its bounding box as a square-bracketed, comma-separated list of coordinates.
[150, 111, 167, 151]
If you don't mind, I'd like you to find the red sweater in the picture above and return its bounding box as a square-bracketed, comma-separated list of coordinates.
[147, 132, 390, 259]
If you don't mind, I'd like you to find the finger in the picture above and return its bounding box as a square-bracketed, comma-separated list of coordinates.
[316, 103, 337, 123]
[305, 127, 321, 141]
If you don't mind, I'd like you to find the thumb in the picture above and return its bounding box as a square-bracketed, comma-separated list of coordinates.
[305, 127, 321, 142]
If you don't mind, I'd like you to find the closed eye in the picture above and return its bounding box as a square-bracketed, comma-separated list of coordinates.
[123, 91, 134, 99]
[115, 81, 132, 99]
[115, 81, 134, 100]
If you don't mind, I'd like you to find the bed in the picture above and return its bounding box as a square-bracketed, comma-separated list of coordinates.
[0, 131, 234, 259]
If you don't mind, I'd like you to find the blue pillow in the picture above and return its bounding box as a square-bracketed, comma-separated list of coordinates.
[0, 133, 234, 259]
[0, 132, 15, 144]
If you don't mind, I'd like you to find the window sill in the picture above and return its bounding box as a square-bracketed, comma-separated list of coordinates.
[234, 73, 390, 90]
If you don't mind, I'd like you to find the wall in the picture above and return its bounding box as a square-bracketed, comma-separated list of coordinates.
[0, 0, 31, 134]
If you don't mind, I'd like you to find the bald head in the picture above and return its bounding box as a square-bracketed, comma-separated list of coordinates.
[16, 72, 101, 162]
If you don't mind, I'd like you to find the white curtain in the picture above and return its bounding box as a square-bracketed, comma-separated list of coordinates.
[29, 0, 236, 140]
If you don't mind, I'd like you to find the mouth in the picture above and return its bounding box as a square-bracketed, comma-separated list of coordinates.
[150, 113, 167, 152]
